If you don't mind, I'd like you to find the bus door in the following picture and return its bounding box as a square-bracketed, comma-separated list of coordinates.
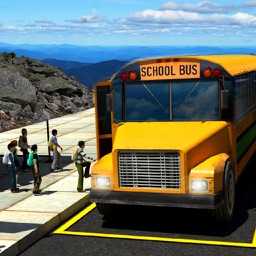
[94, 82, 113, 160]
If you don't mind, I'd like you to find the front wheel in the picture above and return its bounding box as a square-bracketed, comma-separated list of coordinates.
[96, 203, 114, 216]
[209, 161, 235, 225]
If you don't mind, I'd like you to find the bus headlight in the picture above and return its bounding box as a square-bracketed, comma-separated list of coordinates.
[191, 180, 209, 192]
[95, 176, 110, 188]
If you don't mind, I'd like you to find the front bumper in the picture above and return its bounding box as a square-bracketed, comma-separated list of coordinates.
[90, 190, 224, 209]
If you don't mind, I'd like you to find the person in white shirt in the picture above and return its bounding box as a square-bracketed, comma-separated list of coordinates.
[76, 140, 93, 192]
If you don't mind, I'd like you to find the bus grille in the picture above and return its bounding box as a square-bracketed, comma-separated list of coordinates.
[118, 151, 181, 189]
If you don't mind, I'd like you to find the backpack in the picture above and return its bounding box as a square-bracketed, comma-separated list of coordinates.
[2, 151, 9, 164]
[71, 148, 79, 162]
[27, 152, 35, 167]
[48, 137, 53, 149]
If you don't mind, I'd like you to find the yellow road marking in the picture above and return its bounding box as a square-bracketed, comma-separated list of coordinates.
[53, 203, 256, 248]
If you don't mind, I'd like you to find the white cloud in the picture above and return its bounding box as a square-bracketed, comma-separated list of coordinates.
[68, 15, 108, 23]
[4, 26, 18, 31]
[34, 20, 55, 25]
[160, 1, 225, 13]
[244, 0, 256, 7]
[159, 1, 256, 14]
[127, 10, 203, 23]
[232, 12, 256, 25]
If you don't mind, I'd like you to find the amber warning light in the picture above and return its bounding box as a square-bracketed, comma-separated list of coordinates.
[203, 67, 221, 78]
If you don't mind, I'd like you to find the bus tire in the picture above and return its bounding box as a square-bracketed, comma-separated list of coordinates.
[96, 203, 113, 216]
[209, 161, 235, 225]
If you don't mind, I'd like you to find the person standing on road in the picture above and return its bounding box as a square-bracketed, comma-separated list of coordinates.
[28, 144, 42, 195]
[18, 128, 30, 172]
[11, 140, 21, 187]
[76, 140, 93, 192]
[7, 142, 19, 193]
[50, 129, 63, 172]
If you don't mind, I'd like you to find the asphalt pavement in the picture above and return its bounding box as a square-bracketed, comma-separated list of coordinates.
[0, 108, 96, 256]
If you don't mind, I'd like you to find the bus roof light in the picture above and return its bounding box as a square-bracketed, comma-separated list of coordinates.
[203, 67, 212, 78]
[213, 68, 221, 77]
[128, 71, 137, 80]
[120, 72, 128, 81]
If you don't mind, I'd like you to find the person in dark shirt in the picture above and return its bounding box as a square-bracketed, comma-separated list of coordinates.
[18, 128, 30, 172]
[30, 144, 42, 195]
[11, 140, 21, 187]
[7, 142, 19, 193]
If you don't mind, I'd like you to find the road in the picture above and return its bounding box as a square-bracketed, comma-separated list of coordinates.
[19, 158, 256, 256]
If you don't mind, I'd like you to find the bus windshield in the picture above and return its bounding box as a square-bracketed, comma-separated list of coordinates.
[113, 80, 219, 122]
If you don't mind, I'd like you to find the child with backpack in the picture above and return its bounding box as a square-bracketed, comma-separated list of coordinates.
[6, 142, 19, 193]
[27, 144, 42, 195]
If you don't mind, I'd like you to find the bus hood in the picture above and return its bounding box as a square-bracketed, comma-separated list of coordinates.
[113, 121, 229, 153]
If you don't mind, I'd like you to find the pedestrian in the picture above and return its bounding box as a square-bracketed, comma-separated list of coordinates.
[28, 144, 42, 195]
[7, 142, 19, 193]
[18, 128, 30, 172]
[76, 140, 93, 192]
[11, 140, 21, 187]
[50, 129, 63, 172]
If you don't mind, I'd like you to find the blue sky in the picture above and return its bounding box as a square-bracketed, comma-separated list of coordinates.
[0, 0, 256, 46]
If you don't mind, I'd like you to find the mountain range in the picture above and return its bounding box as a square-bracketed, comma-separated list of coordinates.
[41, 59, 128, 89]
[1, 42, 256, 89]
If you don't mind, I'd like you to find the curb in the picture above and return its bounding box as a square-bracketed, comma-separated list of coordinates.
[1, 194, 90, 256]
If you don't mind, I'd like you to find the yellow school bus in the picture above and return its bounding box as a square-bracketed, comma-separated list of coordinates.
[90, 54, 256, 224]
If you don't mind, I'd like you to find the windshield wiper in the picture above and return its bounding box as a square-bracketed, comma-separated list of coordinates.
[142, 82, 164, 110]
[177, 80, 200, 109]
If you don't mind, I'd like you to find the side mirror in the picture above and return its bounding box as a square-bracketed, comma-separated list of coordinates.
[221, 90, 229, 110]
[221, 90, 232, 120]
[106, 94, 113, 112]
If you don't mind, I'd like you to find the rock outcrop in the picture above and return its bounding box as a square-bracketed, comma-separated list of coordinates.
[0, 52, 94, 131]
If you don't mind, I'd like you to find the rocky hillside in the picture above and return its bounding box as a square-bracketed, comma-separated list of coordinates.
[0, 52, 94, 132]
